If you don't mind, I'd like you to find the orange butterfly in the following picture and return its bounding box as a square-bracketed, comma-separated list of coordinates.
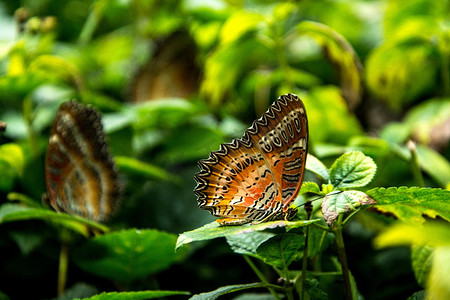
[194, 94, 308, 225]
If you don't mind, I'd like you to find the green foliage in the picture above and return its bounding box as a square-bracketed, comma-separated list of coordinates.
[0, 0, 449, 299]
[77, 290, 190, 300]
[329, 151, 377, 189]
[189, 283, 268, 300]
[368, 187, 450, 223]
[74, 229, 185, 285]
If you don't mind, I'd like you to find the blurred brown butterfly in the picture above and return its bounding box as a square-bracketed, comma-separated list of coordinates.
[44, 100, 121, 222]
[194, 94, 308, 225]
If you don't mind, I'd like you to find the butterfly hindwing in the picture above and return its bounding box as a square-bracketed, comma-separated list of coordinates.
[45, 100, 120, 221]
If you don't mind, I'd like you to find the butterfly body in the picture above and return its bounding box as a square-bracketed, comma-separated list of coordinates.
[194, 94, 308, 225]
[45, 100, 120, 222]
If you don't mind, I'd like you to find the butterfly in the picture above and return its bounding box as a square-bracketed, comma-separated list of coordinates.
[44, 100, 121, 222]
[194, 93, 308, 225]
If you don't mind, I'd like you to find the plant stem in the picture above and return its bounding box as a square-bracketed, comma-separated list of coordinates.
[334, 218, 353, 300]
[300, 202, 312, 300]
[58, 241, 69, 295]
[244, 255, 281, 300]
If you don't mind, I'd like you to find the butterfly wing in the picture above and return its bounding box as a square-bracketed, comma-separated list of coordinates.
[244, 93, 308, 212]
[194, 94, 308, 225]
[45, 100, 120, 221]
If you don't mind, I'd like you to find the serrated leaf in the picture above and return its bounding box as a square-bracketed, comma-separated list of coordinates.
[368, 187, 450, 224]
[297, 21, 362, 110]
[329, 151, 376, 189]
[0, 203, 106, 236]
[77, 290, 190, 300]
[300, 182, 321, 195]
[176, 220, 319, 249]
[226, 231, 274, 257]
[190, 283, 266, 300]
[74, 229, 184, 284]
[411, 245, 433, 287]
[321, 191, 376, 225]
[306, 154, 329, 181]
[256, 232, 305, 268]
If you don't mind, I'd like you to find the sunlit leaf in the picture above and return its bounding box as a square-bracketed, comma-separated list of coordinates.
[74, 229, 184, 284]
[0, 143, 24, 191]
[190, 283, 267, 300]
[176, 220, 319, 249]
[300, 182, 321, 195]
[329, 151, 377, 189]
[404, 98, 450, 147]
[220, 11, 265, 45]
[366, 39, 439, 110]
[368, 187, 450, 224]
[297, 21, 362, 109]
[427, 247, 450, 300]
[77, 290, 190, 300]
[322, 191, 376, 225]
[301, 87, 363, 144]
[415, 144, 450, 189]
[306, 154, 329, 181]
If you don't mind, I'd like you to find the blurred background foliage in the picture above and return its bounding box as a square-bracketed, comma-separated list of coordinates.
[0, 0, 449, 299]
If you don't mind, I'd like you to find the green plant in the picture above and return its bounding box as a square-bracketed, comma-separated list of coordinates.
[178, 151, 450, 299]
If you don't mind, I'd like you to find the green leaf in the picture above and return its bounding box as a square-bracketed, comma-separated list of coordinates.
[306, 154, 329, 181]
[256, 232, 305, 268]
[415, 145, 450, 188]
[411, 245, 433, 287]
[321, 191, 376, 225]
[404, 98, 450, 146]
[300, 182, 321, 195]
[301, 87, 363, 144]
[0, 203, 106, 236]
[220, 11, 265, 45]
[366, 39, 439, 110]
[74, 229, 184, 284]
[190, 283, 267, 300]
[407, 290, 426, 300]
[375, 222, 450, 248]
[176, 220, 319, 249]
[329, 151, 376, 189]
[368, 187, 450, 224]
[226, 231, 275, 257]
[77, 290, 190, 300]
[0, 143, 24, 191]
[115, 156, 177, 182]
[297, 21, 362, 110]
[427, 247, 450, 300]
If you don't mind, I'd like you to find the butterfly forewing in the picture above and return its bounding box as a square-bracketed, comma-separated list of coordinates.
[45, 100, 120, 222]
[194, 94, 308, 225]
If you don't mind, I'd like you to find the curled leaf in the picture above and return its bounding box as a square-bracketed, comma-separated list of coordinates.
[322, 191, 376, 225]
